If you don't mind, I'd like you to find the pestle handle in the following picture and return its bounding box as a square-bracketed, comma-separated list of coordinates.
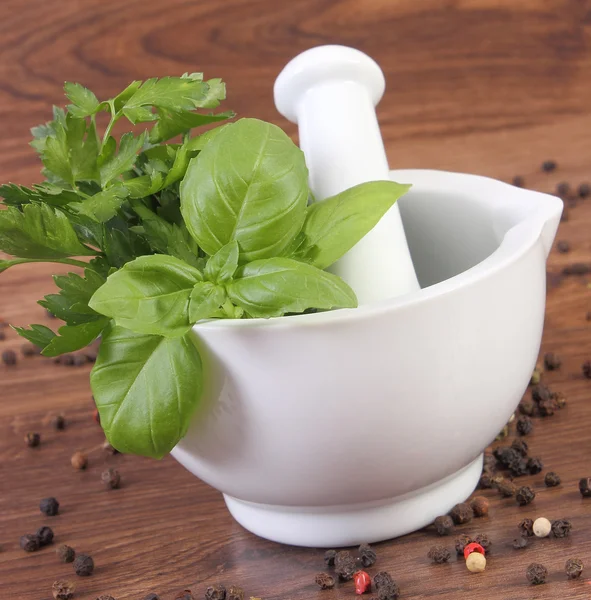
[274, 45, 420, 304]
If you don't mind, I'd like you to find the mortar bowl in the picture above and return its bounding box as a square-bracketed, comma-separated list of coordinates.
[171, 169, 562, 547]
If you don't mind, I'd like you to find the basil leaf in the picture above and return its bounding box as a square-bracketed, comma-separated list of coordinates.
[204, 240, 239, 283]
[0, 204, 94, 258]
[296, 181, 411, 269]
[90, 324, 203, 458]
[13, 324, 56, 348]
[64, 82, 101, 118]
[189, 282, 226, 322]
[185, 124, 228, 152]
[89, 254, 203, 337]
[41, 317, 109, 357]
[99, 132, 146, 187]
[71, 184, 129, 223]
[227, 257, 357, 318]
[180, 118, 308, 261]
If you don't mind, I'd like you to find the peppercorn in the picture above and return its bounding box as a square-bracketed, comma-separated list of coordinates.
[583, 361, 591, 379]
[519, 399, 536, 416]
[52, 580, 75, 600]
[428, 545, 451, 564]
[377, 582, 400, 600]
[470, 496, 489, 518]
[73, 354, 86, 366]
[354, 570, 372, 594]
[454, 534, 473, 555]
[36, 525, 54, 546]
[541, 160, 557, 172]
[56, 544, 76, 563]
[62, 354, 75, 366]
[227, 587, 243, 600]
[516, 486, 535, 506]
[174, 591, 194, 600]
[463, 542, 485, 559]
[373, 571, 394, 590]
[538, 399, 555, 417]
[533, 517, 551, 537]
[97, 596, 116, 600]
[324, 549, 337, 566]
[498, 480, 517, 497]
[516, 416, 533, 436]
[509, 457, 529, 477]
[513, 536, 528, 549]
[315, 573, 335, 590]
[478, 472, 493, 489]
[511, 439, 528, 456]
[512, 175, 525, 187]
[544, 352, 561, 370]
[526, 563, 548, 585]
[71, 451, 88, 470]
[358, 543, 377, 567]
[101, 468, 121, 489]
[491, 474, 506, 488]
[205, 585, 226, 600]
[52, 415, 66, 430]
[335, 551, 356, 581]
[40, 497, 59, 516]
[565, 558, 584, 579]
[494, 446, 519, 468]
[0, 329, 4, 341]
[474, 534, 492, 552]
[2, 349, 17, 366]
[563, 263, 591, 276]
[449, 502, 473, 525]
[465, 552, 486, 573]
[527, 457, 543, 475]
[20, 533, 40, 552]
[433, 515, 454, 535]
[579, 477, 591, 497]
[544, 472, 561, 487]
[551, 519, 572, 538]
[73, 553, 94, 576]
[531, 383, 553, 403]
[143, 595, 160, 600]
[556, 240, 570, 253]
[25, 432, 40, 447]
[554, 391, 567, 409]
[519, 518, 534, 537]
[556, 181, 570, 197]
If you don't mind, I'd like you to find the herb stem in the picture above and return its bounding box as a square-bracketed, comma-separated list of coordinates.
[4, 257, 91, 270]
[101, 101, 121, 150]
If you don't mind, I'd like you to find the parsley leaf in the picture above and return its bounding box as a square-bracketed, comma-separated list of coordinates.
[71, 184, 129, 223]
[99, 132, 146, 186]
[149, 109, 234, 144]
[64, 82, 101, 118]
[13, 324, 57, 348]
[41, 318, 110, 357]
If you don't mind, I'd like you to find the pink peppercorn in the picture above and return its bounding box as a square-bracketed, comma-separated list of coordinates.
[463, 542, 485, 560]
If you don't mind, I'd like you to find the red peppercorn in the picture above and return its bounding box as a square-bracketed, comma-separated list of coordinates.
[463, 542, 485, 560]
[354, 571, 372, 595]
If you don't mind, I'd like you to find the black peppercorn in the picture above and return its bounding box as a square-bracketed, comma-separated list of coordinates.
[538, 399, 555, 417]
[334, 550, 356, 581]
[358, 542, 377, 567]
[454, 534, 473, 555]
[227, 587, 243, 600]
[61, 354, 75, 366]
[53, 415, 66, 430]
[565, 558, 584, 579]
[479, 472, 493, 489]
[205, 585, 226, 600]
[56, 544, 76, 563]
[516, 486, 536, 506]
[494, 446, 519, 468]
[531, 383, 553, 403]
[21, 342, 40, 357]
[551, 519, 572, 538]
[25, 432, 40, 447]
[516, 416, 533, 436]
[578, 182, 590, 197]
[314, 573, 335, 589]
[377, 582, 400, 600]
[73, 354, 86, 367]
[527, 457, 543, 475]
[556, 182, 570, 197]
[143, 595, 160, 600]
[373, 571, 394, 590]
[52, 579, 76, 600]
[174, 591, 194, 600]
[526, 562, 548, 585]
[543, 352, 561, 370]
[324, 549, 337, 566]
[40, 497, 59, 516]
[519, 518, 534, 537]
[101, 468, 121, 489]
[556, 240, 570, 253]
[36, 525, 54, 546]
[498, 481, 517, 497]
[579, 477, 591, 497]
[2, 349, 17, 366]
[563, 263, 591, 276]
[20, 533, 40, 552]
[433, 515, 454, 536]
[544, 472, 561, 487]
[511, 439, 528, 456]
[513, 536, 528, 549]
[474, 533, 492, 552]
[470, 496, 489, 517]
[583, 361, 591, 379]
[541, 160, 557, 172]
[509, 457, 529, 477]
[428, 545, 451, 564]
[519, 400, 536, 416]
[512, 175, 525, 187]
[73, 553, 94, 576]
[96, 596, 116, 600]
[449, 502, 473, 525]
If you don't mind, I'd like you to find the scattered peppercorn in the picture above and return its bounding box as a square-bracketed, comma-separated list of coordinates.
[491, 474, 506, 488]
[544, 472, 561, 487]
[516, 416, 533, 436]
[324, 549, 337, 566]
[565, 558, 584, 579]
[20, 533, 40, 552]
[143, 595, 160, 600]
[531, 383, 553, 403]
[433, 515, 454, 535]
[101, 468, 121, 489]
[25, 432, 40, 447]
[556, 240, 570, 253]
[0, 330, 5, 341]
[498, 481, 517, 497]
[519, 518, 534, 537]
[519, 399, 536, 416]
[562, 263, 591, 276]
[227, 587, 243, 600]
[478, 472, 493, 489]
[36, 525, 54, 546]
[533, 517, 552, 537]
[354, 570, 372, 594]
[470, 496, 489, 518]
[2, 349, 17, 366]
[315, 573, 335, 590]
[97, 596, 116, 600]
[40, 497, 59, 516]
[474, 534, 492, 552]
[21, 342, 40, 357]
[204, 585, 226, 600]
[174, 591, 194, 600]
[582, 361, 591, 379]
[527, 457, 543, 475]
[579, 477, 591, 497]
[56, 544, 76, 563]
[358, 543, 377, 567]
[513, 536, 528, 549]
[335, 551, 356, 581]
[551, 519, 572, 538]
[516, 486, 535, 506]
[578, 182, 590, 197]
[449, 502, 473, 525]
[465, 552, 486, 573]
[543, 352, 561, 370]
[510, 458, 529, 477]
[526, 563, 548, 585]
[538, 399, 555, 417]
[511, 439, 528, 456]
[463, 542, 485, 560]
[52, 580, 75, 600]
[73, 553, 94, 576]
[455, 534, 473, 555]
[428, 545, 451, 564]
[73, 354, 86, 366]
[71, 451, 88, 470]
[542, 160, 557, 172]
[377, 582, 400, 600]
[52, 415, 66, 430]
[556, 181, 570, 197]
[512, 175, 525, 187]
[373, 571, 394, 590]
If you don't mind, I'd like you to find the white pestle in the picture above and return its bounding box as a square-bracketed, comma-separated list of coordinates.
[274, 45, 420, 304]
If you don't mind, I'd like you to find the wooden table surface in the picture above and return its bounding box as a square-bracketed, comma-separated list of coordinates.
[2, 0, 591, 598]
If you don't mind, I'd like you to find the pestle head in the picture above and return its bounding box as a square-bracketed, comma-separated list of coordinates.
[274, 45, 386, 123]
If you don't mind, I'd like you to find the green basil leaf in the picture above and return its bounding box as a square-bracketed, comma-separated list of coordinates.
[296, 181, 411, 269]
[180, 118, 308, 261]
[13, 323, 56, 348]
[227, 257, 357, 318]
[89, 254, 203, 337]
[71, 184, 129, 223]
[90, 324, 203, 458]
[185, 124, 228, 152]
[189, 282, 226, 322]
[0, 204, 94, 258]
[41, 317, 109, 357]
[99, 132, 146, 187]
[64, 82, 101, 118]
[204, 240, 239, 283]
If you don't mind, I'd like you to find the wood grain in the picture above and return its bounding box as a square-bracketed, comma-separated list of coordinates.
[1, 0, 591, 598]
